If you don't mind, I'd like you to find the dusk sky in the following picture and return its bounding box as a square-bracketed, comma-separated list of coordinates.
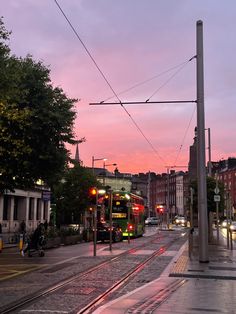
[2, 1, 236, 174]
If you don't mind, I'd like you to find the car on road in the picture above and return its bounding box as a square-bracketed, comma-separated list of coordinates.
[173, 216, 187, 227]
[145, 217, 160, 225]
[230, 221, 236, 232]
[221, 219, 231, 228]
[97, 221, 123, 242]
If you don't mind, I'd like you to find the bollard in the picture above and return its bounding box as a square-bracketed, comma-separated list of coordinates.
[19, 233, 24, 251]
[0, 234, 3, 252]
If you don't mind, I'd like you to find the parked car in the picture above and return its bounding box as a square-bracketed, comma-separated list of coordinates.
[174, 216, 187, 227]
[97, 221, 123, 242]
[145, 217, 160, 225]
[230, 221, 236, 232]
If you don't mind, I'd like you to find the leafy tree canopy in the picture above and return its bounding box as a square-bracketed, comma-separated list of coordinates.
[53, 164, 101, 226]
[0, 18, 78, 192]
[190, 176, 225, 215]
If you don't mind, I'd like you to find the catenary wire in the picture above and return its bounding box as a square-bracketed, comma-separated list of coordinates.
[101, 59, 192, 103]
[146, 60, 191, 102]
[54, 0, 168, 165]
[54, 0, 195, 169]
[173, 106, 196, 167]
[54, 0, 122, 104]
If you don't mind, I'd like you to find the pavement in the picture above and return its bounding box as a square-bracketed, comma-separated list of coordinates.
[94, 230, 236, 314]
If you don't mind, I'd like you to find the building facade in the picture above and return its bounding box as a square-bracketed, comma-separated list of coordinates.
[0, 187, 50, 240]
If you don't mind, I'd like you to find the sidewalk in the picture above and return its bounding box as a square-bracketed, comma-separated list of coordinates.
[94, 230, 236, 313]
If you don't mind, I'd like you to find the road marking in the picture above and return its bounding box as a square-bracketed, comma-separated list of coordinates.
[20, 310, 69, 313]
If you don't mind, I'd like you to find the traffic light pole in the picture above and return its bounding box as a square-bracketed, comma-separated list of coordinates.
[93, 188, 98, 257]
[109, 190, 113, 251]
[167, 167, 170, 229]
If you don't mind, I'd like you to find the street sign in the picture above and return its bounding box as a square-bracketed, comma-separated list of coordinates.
[42, 190, 51, 201]
[214, 195, 220, 202]
[214, 187, 220, 194]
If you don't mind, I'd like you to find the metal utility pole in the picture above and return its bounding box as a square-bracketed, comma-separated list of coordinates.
[189, 187, 194, 259]
[147, 171, 151, 217]
[205, 128, 212, 176]
[215, 175, 220, 244]
[93, 188, 98, 257]
[166, 168, 170, 228]
[109, 190, 113, 251]
[196, 20, 209, 262]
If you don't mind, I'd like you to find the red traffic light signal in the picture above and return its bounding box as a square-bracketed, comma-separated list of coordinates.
[89, 187, 97, 195]
[156, 205, 164, 214]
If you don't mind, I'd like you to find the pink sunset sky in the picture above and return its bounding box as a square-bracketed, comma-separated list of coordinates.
[2, 1, 236, 174]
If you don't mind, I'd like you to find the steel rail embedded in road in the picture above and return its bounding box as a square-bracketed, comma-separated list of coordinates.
[1, 231, 187, 314]
[0, 234, 164, 314]
[78, 234, 186, 314]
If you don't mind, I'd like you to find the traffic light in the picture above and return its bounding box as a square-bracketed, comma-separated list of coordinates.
[156, 205, 164, 214]
[89, 187, 97, 204]
[90, 187, 97, 195]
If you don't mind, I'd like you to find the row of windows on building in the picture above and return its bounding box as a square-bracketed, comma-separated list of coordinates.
[3, 195, 48, 221]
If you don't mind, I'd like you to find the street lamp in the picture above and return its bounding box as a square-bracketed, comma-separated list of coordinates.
[103, 161, 117, 186]
[92, 156, 107, 174]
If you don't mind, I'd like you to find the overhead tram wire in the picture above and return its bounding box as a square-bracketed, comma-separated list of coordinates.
[173, 106, 196, 167]
[145, 57, 195, 102]
[101, 58, 194, 104]
[54, 0, 121, 104]
[54, 0, 167, 166]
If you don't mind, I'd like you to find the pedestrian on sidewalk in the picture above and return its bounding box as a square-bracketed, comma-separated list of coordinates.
[21, 223, 45, 257]
[19, 220, 26, 242]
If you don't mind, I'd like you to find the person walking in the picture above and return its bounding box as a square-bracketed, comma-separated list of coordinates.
[19, 220, 26, 242]
[21, 223, 45, 257]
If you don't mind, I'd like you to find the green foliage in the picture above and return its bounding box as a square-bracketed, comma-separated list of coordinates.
[46, 227, 60, 239]
[0, 18, 78, 191]
[59, 227, 80, 237]
[190, 176, 224, 215]
[53, 164, 101, 226]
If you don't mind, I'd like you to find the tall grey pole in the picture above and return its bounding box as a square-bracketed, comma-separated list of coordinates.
[147, 171, 151, 217]
[93, 188, 98, 257]
[196, 20, 209, 262]
[167, 168, 170, 229]
[109, 190, 113, 251]
[216, 175, 219, 244]
[208, 128, 212, 176]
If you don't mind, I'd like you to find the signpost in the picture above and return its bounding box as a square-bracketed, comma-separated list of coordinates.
[214, 177, 220, 244]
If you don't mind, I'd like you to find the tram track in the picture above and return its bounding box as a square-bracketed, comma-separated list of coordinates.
[1, 230, 187, 314]
[79, 233, 186, 314]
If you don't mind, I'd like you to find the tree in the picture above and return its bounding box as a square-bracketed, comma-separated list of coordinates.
[0, 18, 77, 191]
[190, 176, 225, 217]
[53, 164, 101, 226]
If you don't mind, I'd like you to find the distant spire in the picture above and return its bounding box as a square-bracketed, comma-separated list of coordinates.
[74, 142, 80, 164]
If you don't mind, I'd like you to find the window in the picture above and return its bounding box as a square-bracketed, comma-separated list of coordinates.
[36, 199, 41, 220]
[28, 198, 34, 220]
[13, 197, 18, 220]
[3, 196, 9, 220]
